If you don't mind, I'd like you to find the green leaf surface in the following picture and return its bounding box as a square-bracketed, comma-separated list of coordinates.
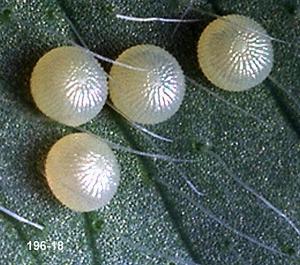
[0, 0, 299, 264]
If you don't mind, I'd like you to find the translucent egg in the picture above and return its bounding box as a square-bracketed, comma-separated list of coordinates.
[31, 46, 108, 126]
[45, 133, 120, 212]
[109, 44, 186, 124]
[197, 15, 274, 91]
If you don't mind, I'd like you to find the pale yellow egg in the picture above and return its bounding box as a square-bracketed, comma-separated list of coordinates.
[45, 133, 120, 212]
[31, 46, 107, 126]
[109, 44, 186, 124]
[198, 15, 274, 91]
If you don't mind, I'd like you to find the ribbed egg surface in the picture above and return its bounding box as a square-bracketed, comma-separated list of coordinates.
[198, 15, 274, 91]
[45, 133, 120, 212]
[109, 45, 186, 124]
[31, 46, 107, 126]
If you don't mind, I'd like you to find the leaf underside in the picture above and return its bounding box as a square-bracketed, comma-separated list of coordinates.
[0, 0, 299, 264]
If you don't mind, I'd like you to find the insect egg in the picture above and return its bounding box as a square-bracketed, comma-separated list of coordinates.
[30, 46, 108, 126]
[109, 44, 186, 124]
[45, 133, 120, 212]
[197, 15, 274, 92]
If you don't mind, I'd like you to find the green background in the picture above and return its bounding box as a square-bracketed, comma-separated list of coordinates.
[0, 0, 299, 264]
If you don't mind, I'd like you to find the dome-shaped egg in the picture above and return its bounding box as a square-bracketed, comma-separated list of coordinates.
[31, 46, 108, 126]
[109, 44, 186, 124]
[45, 133, 120, 212]
[197, 15, 274, 91]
